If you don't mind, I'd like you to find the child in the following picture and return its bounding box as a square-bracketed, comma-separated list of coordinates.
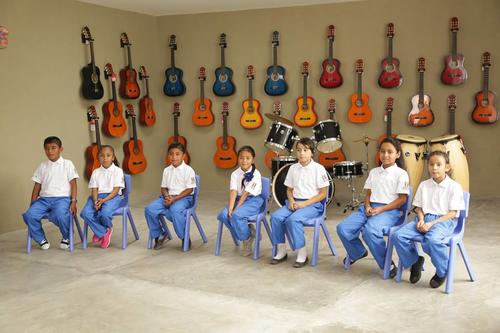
[270, 137, 329, 268]
[217, 146, 263, 256]
[145, 143, 197, 250]
[80, 145, 124, 249]
[392, 150, 465, 288]
[337, 137, 409, 278]
[23, 136, 79, 250]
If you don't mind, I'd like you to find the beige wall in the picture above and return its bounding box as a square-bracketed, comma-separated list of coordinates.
[1, 0, 499, 234]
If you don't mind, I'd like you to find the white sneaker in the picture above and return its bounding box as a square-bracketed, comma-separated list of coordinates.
[39, 240, 50, 250]
[59, 239, 69, 250]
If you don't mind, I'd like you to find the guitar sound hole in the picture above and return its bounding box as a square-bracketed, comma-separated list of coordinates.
[385, 64, 394, 72]
[299, 117, 311, 121]
[220, 157, 232, 161]
[245, 120, 257, 123]
[197, 116, 208, 120]
[326, 65, 336, 73]
[169, 75, 178, 83]
[112, 124, 123, 128]
[132, 161, 143, 165]
[200, 104, 206, 111]
[481, 100, 489, 107]
[355, 100, 363, 107]
[219, 74, 228, 83]
[91, 73, 99, 84]
[271, 73, 280, 81]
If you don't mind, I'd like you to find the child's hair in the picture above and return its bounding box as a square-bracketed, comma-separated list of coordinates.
[237, 145, 256, 188]
[296, 137, 315, 154]
[427, 150, 452, 176]
[380, 137, 405, 169]
[100, 145, 120, 167]
[43, 136, 62, 147]
[167, 142, 186, 154]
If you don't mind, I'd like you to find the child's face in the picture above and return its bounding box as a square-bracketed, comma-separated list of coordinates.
[238, 150, 254, 171]
[99, 148, 114, 168]
[379, 142, 400, 168]
[44, 143, 62, 162]
[296, 143, 313, 165]
[428, 155, 450, 183]
[168, 148, 184, 167]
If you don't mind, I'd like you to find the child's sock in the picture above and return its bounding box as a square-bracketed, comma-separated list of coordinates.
[273, 243, 286, 259]
[296, 246, 307, 263]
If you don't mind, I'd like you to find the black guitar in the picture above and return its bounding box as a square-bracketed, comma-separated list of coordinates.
[80, 26, 104, 100]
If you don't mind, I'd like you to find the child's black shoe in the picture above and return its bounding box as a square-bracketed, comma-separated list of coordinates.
[410, 256, 425, 284]
[343, 250, 368, 266]
[430, 273, 446, 288]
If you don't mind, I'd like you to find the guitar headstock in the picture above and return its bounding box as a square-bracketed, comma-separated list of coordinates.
[222, 101, 229, 117]
[272, 101, 282, 115]
[169, 34, 177, 50]
[328, 98, 336, 113]
[272, 31, 280, 46]
[387, 23, 394, 38]
[219, 33, 227, 48]
[125, 104, 136, 118]
[173, 102, 180, 117]
[482, 52, 491, 69]
[302, 62, 309, 77]
[450, 17, 459, 33]
[417, 57, 426, 72]
[139, 66, 149, 80]
[199, 67, 206, 81]
[355, 59, 364, 74]
[327, 25, 335, 40]
[247, 65, 255, 80]
[104, 63, 115, 80]
[448, 94, 457, 112]
[87, 105, 98, 122]
[81, 26, 93, 44]
[120, 32, 130, 48]
[386, 97, 394, 113]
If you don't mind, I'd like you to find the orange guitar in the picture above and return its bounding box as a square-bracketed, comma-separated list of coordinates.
[119, 33, 140, 99]
[319, 99, 346, 169]
[472, 52, 498, 124]
[294, 62, 317, 127]
[84, 105, 102, 179]
[241, 65, 263, 129]
[138, 66, 156, 126]
[102, 63, 127, 137]
[214, 102, 238, 169]
[123, 104, 147, 174]
[264, 102, 284, 169]
[375, 97, 396, 166]
[166, 102, 191, 165]
[348, 59, 372, 123]
[193, 67, 214, 126]
[408, 57, 434, 127]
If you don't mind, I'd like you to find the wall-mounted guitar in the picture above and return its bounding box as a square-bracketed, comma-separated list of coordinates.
[378, 23, 402, 89]
[408, 57, 434, 127]
[214, 102, 237, 169]
[241, 65, 263, 129]
[163, 34, 186, 97]
[193, 67, 214, 126]
[264, 31, 287, 96]
[319, 25, 343, 88]
[472, 52, 497, 124]
[80, 26, 104, 99]
[374, 97, 396, 166]
[319, 99, 346, 170]
[123, 104, 147, 174]
[102, 63, 127, 137]
[138, 66, 156, 126]
[213, 33, 235, 97]
[348, 59, 372, 123]
[441, 17, 467, 85]
[85, 105, 102, 179]
[166, 102, 190, 165]
[264, 102, 284, 169]
[119, 33, 140, 99]
[294, 62, 317, 127]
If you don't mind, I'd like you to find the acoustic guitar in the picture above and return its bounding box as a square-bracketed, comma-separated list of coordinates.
[348, 59, 372, 123]
[138, 66, 156, 126]
[375, 97, 396, 166]
[472, 52, 497, 124]
[294, 62, 317, 127]
[319, 99, 346, 169]
[102, 63, 127, 137]
[123, 104, 147, 174]
[214, 102, 238, 169]
[264, 102, 283, 169]
[408, 57, 434, 127]
[241, 65, 263, 129]
[264, 31, 287, 96]
[441, 17, 467, 85]
[448, 94, 459, 135]
[378, 23, 403, 89]
[119, 33, 140, 99]
[319, 25, 343, 88]
[85, 105, 102, 179]
[80, 26, 104, 99]
[166, 102, 190, 165]
[193, 67, 214, 126]
[213, 33, 235, 97]
[163, 34, 186, 97]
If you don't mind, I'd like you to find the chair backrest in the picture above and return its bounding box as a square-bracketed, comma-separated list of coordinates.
[396, 186, 413, 226]
[120, 174, 131, 207]
[259, 177, 271, 214]
[191, 175, 200, 209]
[454, 192, 470, 236]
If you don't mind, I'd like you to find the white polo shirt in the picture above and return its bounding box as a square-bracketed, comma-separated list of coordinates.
[413, 176, 464, 217]
[89, 164, 125, 195]
[230, 167, 262, 196]
[32, 157, 79, 197]
[161, 162, 196, 196]
[284, 160, 329, 199]
[364, 164, 410, 204]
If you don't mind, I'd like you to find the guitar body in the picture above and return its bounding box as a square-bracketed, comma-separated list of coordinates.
[139, 97, 156, 126]
[319, 58, 343, 88]
[193, 98, 214, 126]
[472, 91, 498, 124]
[163, 67, 186, 96]
[213, 67, 235, 96]
[408, 95, 434, 127]
[81, 64, 104, 99]
[119, 68, 140, 99]
[102, 101, 127, 137]
[378, 58, 403, 88]
[264, 66, 288, 95]
[166, 136, 191, 165]
[214, 136, 238, 169]
[240, 99, 263, 129]
[84, 144, 100, 179]
[347, 93, 372, 123]
[294, 96, 317, 127]
[441, 54, 467, 85]
[319, 148, 346, 170]
[122, 139, 147, 174]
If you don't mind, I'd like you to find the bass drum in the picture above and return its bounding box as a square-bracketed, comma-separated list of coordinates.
[272, 164, 335, 207]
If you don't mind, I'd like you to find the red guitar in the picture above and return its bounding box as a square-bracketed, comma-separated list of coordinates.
[214, 102, 237, 169]
[166, 102, 191, 165]
[241, 65, 263, 129]
[102, 63, 127, 137]
[138, 66, 156, 126]
[348, 59, 372, 123]
[84, 106, 102, 179]
[193, 67, 214, 126]
[319, 99, 346, 169]
[441, 17, 467, 85]
[123, 104, 147, 174]
[378, 23, 403, 88]
[264, 102, 284, 169]
[319, 25, 343, 88]
[375, 97, 396, 166]
[408, 57, 434, 127]
[294, 62, 317, 127]
[472, 52, 497, 124]
[119, 33, 140, 99]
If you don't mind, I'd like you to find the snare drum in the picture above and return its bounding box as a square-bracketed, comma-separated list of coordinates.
[396, 134, 427, 195]
[313, 120, 342, 153]
[332, 161, 364, 179]
[271, 156, 297, 177]
[265, 122, 298, 154]
[429, 134, 469, 192]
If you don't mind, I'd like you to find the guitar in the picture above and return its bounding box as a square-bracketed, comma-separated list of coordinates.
[123, 104, 147, 174]
[348, 59, 372, 123]
[264, 31, 288, 96]
[294, 62, 317, 127]
[408, 57, 434, 127]
[264, 102, 283, 169]
[378, 23, 403, 89]
[319, 99, 346, 169]
[214, 102, 238, 169]
[375, 97, 396, 166]
[119, 33, 140, 99]
[84, 105, 102, 179]
[472, 52, 498, 124]
[163, 34, 186, 97]
[448, 94, 458, 135]
[102, 63, 127, 137]
[241, 65, 263, 129]
[213, 33, 235, 97]
[80, 26, 104, 99]
[138, 66, 156, 127]
[193, 67, 214, 126]
[319, 25, 343, 88]
[441, 17, 467, 86]
[166, 102, 191, 165]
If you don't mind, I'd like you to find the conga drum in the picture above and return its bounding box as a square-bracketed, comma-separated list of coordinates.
[396, 134, 427, 196]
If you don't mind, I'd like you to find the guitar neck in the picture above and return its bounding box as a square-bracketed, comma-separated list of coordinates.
[95, 119, 102, 148]
[170, 48, 175, 69]
[127, 46, 134, 81]
[220, 47, 226, 69]
[222, 114, 228, 146]
[173, 115, 179, 140]
[200, 80, 205, 102]
[451, 32, 457, 58]
[302, 76, 308, 109]
[357, 73, 362, 103]
[89, 41, 97, 75]
[248, 79, 253, 109]
[418, 72, 424, 105]
[483, 68, 490, 101]
[329, 110, 335, 121]
[450, 109, 455, 134]
[272, 46, 278, 68]
[131, 116, 139, 151]
[145, 78, 150, 98]
[388, 37, 393, 61]
[111, 81, 119, 116]
[387, 112, 392, 136]
[328, 39, 333, 61]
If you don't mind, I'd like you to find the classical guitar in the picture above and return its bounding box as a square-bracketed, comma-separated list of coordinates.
[193, 67, 214, 126]
[294, 62, 317, 127]
[80, 26, 104, 99]
[441, 17, 467, 85]
[138, 66, 156, 126]
[264, 102, 283, 169]
[123, 104, 147, 174]
[213, 33, 235, 97]
[119, 33, 140, 99]
[375, 97, 396, 166]
[378, 23, 403, 89]
[163, 34, 186, 97]
[166, 102, 191, 165]
[214, 102, 237, 169]
[319, 99, 346, 169]
[408, 57, 434, 127]
[264, 31, 287, 96]
[472, 52, 498, 124]
[102, 63, 127, 137]
[85, 105, 102, 179]
[348, 59, 372, 123]
[319, 25, 343, 88]
[241, 65, 263, 129]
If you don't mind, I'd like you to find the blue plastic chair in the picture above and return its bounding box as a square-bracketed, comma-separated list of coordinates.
[215, 177, 272, 260]
[82, 174, 139, 250]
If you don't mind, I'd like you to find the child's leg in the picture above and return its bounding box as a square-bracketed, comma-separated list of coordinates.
[391, 218, 422, 269]
[145, 197, 168, 239]
[422, 220, 456, 278]
[336, 206, 369, 261]
[231, 196, 264, 241]
[285, 202, 323, 250]
[217, 206, 231, 228]
[97, 195, 122, 229]
[162, 196, 194, 239]
[22, 198, 51, 243]
[48, 197, 71, 240]
[80, 197, 106, 238]
[270, 203, 293, 245]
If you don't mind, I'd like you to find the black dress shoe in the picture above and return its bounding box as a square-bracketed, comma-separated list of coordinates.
[410, 256, 425, 284]
[343, 250, 368, 266]
[389, 261, 398, 279]
[270, 254, 288, 265]
[293, 257, 309, 268]
[430, 273, 446, 288]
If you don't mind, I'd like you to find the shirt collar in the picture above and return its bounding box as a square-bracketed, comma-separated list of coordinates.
[432, 175, 451, 188]
[49, 157, 64, 165]
[100, 163, 117, 172]
[380, 163, 398, 173]
[299, 160, 314, 169]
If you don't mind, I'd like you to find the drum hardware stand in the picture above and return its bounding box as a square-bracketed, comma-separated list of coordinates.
[343, 175, 363, 213]
[353, 135, 377, 172]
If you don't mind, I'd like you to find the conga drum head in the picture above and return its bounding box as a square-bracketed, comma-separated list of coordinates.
[429, 134, 460, 144]
[397, 134, 427, 197]
[396, 134, 427, 144]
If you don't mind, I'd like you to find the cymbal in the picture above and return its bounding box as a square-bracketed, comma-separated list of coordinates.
[353, 135, 378, 144]
[265, 113, 294, 126]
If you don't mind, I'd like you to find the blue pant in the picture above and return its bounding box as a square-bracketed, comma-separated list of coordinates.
[23, 197, 71, 243]
[80, 193, 122, 238]
[145, 196, 193, 239]
[392, 214, 456, 278]
[271, 199, 323, 249]
[337, 203, 401, 269]
[217, 196, 264, 241]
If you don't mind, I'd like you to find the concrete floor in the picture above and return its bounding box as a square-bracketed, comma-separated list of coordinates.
[1, 192, 499, 333]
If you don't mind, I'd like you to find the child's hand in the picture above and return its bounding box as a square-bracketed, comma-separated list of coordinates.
[70, 202, 77, 214]
[163, 195, 172, 207]
[293, 201, 306, 210]
[365, 205, 373, 216]
[94, 200, 102, 210]
[369, 206, 383, 216]
[416, 219, 425, 231]
[288, 200, 295, 211]
[228, 210, 233, 219]
[417, 220, 433, 233]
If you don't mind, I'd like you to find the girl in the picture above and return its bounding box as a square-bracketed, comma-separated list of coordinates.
[80, 145, 124, 249]
[392, 150, 464, 288]
[336, 137, 409, 277]
[217, 146, 263, 256]
[145, 143, 197, 250]
[270, 137, 329, 268]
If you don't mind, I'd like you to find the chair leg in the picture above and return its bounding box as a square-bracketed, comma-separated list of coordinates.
[147, 231, 153, 249]
[26, 230, 31, 254]
[445, 241, 457, 294]
[320, 221, 338, 257]
[311, 222, 321, 267]
[458, 240, 476, 281]
[262, 217, 272, 241]
[344, 254, 351, 271]
[253, 219, 262, 260]
[396, 258, 404, 283]
[192, 213, 208, 243]
[383, 233, 394, 279]
[83, 222, 88, 250]
[127, 209, 140, 241]
[122, 210, 128, 250]
[74, 215, 84, 242]
[160, 217, 173, 240]
[215, 220, 223, 256]
[69, 214, 74, 252]
[183, 213, 191, 252]
[285, 229, 295, 251]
